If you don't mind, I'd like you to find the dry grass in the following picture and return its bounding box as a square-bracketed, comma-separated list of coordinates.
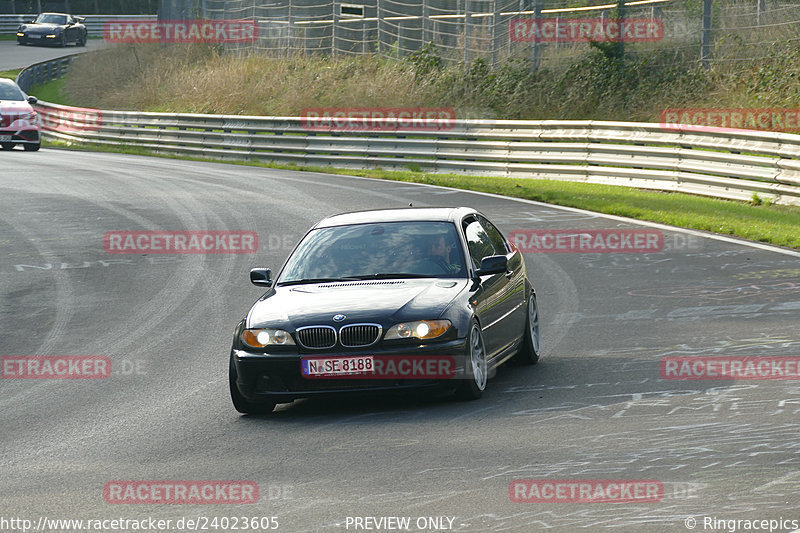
[66, 44, 442, 115]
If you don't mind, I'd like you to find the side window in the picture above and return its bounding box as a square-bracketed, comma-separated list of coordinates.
[463, 216, 502, 269]
[478, 216, 510, 255]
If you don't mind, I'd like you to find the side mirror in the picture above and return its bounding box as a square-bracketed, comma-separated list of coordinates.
[475, 255, 508, 277]
[250, 267, 272, 287]
[27, 96, 38, 105]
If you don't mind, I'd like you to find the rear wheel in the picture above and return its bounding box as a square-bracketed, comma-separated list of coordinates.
[456, 321, 487, 400]
[229, 353, 275, 414]
[513, 292, 540, 365]
[23, 142, 40, 152]
[77, 31, 87, 46]
[1, 143, 14, 151]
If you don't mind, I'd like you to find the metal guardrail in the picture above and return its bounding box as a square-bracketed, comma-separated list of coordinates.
[15, 56, 73, 93]
[17, 57, 800, 207]
[0, 14, 156, 37]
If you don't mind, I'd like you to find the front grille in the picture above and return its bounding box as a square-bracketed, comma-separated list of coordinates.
[340, 324, 381, 347]
[296, 326, 336, 349]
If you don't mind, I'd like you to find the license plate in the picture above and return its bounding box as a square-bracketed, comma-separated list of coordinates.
[0, 135, 10, 142]
[29, 35, 41, 38]
[301, 356, 374, 377]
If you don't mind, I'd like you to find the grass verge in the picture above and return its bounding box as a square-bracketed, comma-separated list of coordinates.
[44, 138, 800, 251]
[0, 69, 22, 79]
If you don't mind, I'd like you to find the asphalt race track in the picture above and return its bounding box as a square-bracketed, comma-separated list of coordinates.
[0, 39, 109, 71]
[1, 149, 799, 532]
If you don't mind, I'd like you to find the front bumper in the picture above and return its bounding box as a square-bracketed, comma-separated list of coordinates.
[0, 129, 40, 144]
[17, 33, 59, 45]
[232, 338, 469, 403]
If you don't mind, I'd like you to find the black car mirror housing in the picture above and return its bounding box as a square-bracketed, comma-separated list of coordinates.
[475, 255, 508, 277]
[250, 268, 272, 287]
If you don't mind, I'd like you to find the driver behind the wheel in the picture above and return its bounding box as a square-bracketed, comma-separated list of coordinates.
[424, 234, 461, 274]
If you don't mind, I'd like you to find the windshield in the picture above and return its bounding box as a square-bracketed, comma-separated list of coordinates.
[0, 83, 25, 101]
[34, 14, 67, 24]
[279, 221, 467, 283]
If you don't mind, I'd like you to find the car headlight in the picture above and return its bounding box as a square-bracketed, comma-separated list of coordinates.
[385, 320, 451, 340]
[241, 328, 295, 348]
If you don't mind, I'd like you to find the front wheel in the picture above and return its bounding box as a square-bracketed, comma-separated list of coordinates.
[514, 293, 541, 365]
[456, 321, 488, 400]
[58, 33, 66, 47]
[1, 143, 14, 151]
[229, 353, 275, 414]
[23, 142, 40, 152]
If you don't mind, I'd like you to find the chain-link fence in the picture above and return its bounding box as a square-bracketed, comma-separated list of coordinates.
[189, 0, 800, 69]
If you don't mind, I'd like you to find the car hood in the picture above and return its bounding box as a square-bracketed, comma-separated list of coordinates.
[24, 23, 62, 30]
[247, 278, 469, 328]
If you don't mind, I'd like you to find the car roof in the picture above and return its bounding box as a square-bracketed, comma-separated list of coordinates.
[313, 207, 478, 228]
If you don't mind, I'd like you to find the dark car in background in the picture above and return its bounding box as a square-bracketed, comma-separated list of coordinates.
[0, 79, 40, 151]
[229, 207, 542, 414]
[17, 13, 87, 47]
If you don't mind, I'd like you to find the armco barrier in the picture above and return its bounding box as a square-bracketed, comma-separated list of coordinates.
[16, 56, 73, 93]
[17, 60, 800, 206]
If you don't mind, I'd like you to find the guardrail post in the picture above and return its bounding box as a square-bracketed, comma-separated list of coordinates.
[422, 0, 429, 45]
[287, 0, 294, 54]
[529, 0, 542, 71]
[332, 2, 338, 58]
[491, 0, 499, 67]
[701, 0, 713, 68]
[464, 0, 471, 65]
[757, 0, 766, 25]
[377, 0, 383, 55]
[617, 0, 625, 60]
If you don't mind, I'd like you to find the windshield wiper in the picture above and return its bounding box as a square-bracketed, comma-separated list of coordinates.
[277, 277, 362, 286]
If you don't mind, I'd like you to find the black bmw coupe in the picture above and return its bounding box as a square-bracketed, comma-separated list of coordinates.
[17, 13, 87, 47]
[229, 207, 541, 414]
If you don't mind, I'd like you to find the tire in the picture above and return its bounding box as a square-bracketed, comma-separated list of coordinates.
[58, 33, 66, 47]
[1, 143, 14, 151]
[77, 32, 87, 47]
[229, 353, 275, 414]
[456, 321, 488, 400]
[23, 142, 40, 152]
[513, 292, 541, 365]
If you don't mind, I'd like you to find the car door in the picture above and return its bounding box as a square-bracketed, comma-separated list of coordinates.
[65, 16, 77, 42]
[462, 215, 524, 358]
[477, 215, 526, 350]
